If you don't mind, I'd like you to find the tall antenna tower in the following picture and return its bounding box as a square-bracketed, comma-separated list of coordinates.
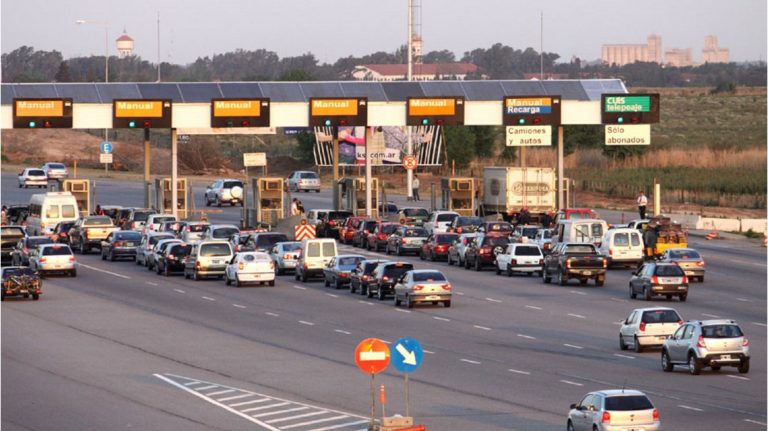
[410, 0, 423, 66]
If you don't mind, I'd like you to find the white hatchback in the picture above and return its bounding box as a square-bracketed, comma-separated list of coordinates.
[495, 243, 544, 277]
[619, 307, 683, 353]
[31, 243, 77, 277]
[18, 168, 48, 188]
[225, 252, 276, 287]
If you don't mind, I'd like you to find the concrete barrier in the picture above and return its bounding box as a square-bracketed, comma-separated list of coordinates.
[741, 219, 768, 234]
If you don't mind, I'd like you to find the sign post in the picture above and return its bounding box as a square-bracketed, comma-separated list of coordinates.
[355, 338, 390, 431]
[100, 141, 113, 174]
[391, 337, 424, 418]
[503, 96, 561, 166]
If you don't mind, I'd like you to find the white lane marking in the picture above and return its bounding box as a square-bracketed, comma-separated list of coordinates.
[311, 419, 370, 431]
[525, 305, 543, 310]
[281, 415, 352, 430]
[184, 381, 201, 386]
[174, 289, 186, 294]
[433, 316, 450, 322]
[568, 313, 586, 319]
[79, 263, 131, 279]
[508, 369, 531, 375]
[243, 402, 290, 413]
[195, 385, 219, 391]
[744, 419, 767, 426]
[485, 297, 502, 303]
[423, 350, 434, 354]
[726, 375, 750, 381]
[455, 292, 465, 296]
[752, 322, 767, 327]
[252, 406, 308, 418]
[609, 297, 628, 303]
[382, 340, 392, 344]
[334, 329, 351, 335]
[395, 308, 411, 313]
[564, 344, 583, 349]
[266, 410, 328, 424]
[702, 313, 721, 318]
[736, 298, 753, 302]
[265, 312, 279, 317]
[474, 325, 492, 331]
[233, 304, 246, 309]
[560, 380, 583, 386]
[230, 398, 271, 407]
[207, 389, 235, 396]
[614, 354, 635, 360]
[460, 359, 481, 365]
[517, 334, 536, 340]
[146, 281, 158, 286]
[732, 259, 766, 267]
[358, 300, 375, 306]
[569, 290, 587, 296]
[612, 321, 624, 325]
[325, 293, 339, 298]
[202, 296, 215, 301]
[678, 405, 703, 412]
[218, 393, 252, 402]
[299, 320, 315, 326]
[293, 285, 307, 290]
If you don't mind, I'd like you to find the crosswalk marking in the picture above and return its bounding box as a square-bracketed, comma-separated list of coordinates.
[156, 373, 370, 431]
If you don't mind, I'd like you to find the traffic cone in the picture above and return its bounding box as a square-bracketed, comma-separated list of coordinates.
[762, 236, 767, 247]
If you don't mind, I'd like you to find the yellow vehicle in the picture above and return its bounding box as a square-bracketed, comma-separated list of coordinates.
[649, 216, 688, 257]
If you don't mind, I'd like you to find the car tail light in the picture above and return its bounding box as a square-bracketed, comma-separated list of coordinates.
[457, 227, 463, 233]
[168, 254, 175, 260]
[41, 222, 46, 229]
[595, 242, 602, 247]
[235, 245, 241, 252]
[480, 247, 491, 255]
[146, 244, 152, 250]
[682, 275, 688, 284]
[566, 258, 572, 268]
[413, 284, 424, 291]
[441, 283, 452, 290]
[639, 321, 646, 332]
[608, 248, 613, 256]
[132, 222, 137, 229]
[696, 260, 705, 267]
[23, 247, 29, 254]
[196, 261, 202, 269]
[601, 411, 610, 423]
[40, 257, 47, 263]
[340, 272, 348, 277]
[83, 230, 89, 239]
[543, 243, 550, 249]
[219, 188, 224, 194]
[383, 276, 389, 281]
[304, 263, 309, 269]
[378, 234, 387, 240]
[329, 221, 336, 227]
[401, 239, 407, 244]
[270, 262, 275, 270]
[651, 275, 659, 284]
[678, 320, 684, 325]
[68, 256, 75, 262]
[602, 258, 608, 268]
[59, 232, 67, 237]
[697, 335, 707, 348]
[742, 337, 749, 346]
[510, 259, 517, 265]
[283, 254, 292, 259]
[653, 409, 660, 421]
[538, 259, 544, 265]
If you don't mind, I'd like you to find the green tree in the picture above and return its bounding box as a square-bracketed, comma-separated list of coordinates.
[279, 69, 315, 81]
[444, 126, 476, 170]
[54, 61, 72, 82]
[293, 131, 316, 164]
[469, 126, 498, 158]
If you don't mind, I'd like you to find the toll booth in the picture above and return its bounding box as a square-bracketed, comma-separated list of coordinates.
[154, 178, 188, 219]
[253, 178, 284, 226]
[340, 177, 379, 217]
[62, 179, 90, 216]
[441, 177, 475, 216]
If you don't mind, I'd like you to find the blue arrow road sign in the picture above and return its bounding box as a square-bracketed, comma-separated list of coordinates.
[100, 141, 113, 154]
[391, 337, 424, 373]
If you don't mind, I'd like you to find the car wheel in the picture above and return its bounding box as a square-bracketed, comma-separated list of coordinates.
[32, 293, 39, 300]
[447, 255, 453, 266]
[268, 280, 275, 287]
[377, 288, 386, 301]
[301, 272, 307, 283]
[698, 276, 704, 283]
[443, 300, 451, 308]
[738, 358, 750, 374]
[164, 266, 170, 277]
[495, 265, 501, 275]
[710, 365, 721, 371]
[192, 270, 199, 281]
[366, 287, 374, 298]
[595, 277, 604, 287]
[324, 277, 330, 287]
[396, 247, 402, 256]
[558, 271, 567, 286]
[619, 335, 628, 351]
[225, 273, 231, 286]
[679, 294, 687, 302]
[101, 252, 106, 261]
[474, 258, 481, 272]
[70, 269, 77, 277]
[629, 284, 637, 299]
[507, 265, 514, 277]
[315, 189, 320, 193]
[334, 279, 342, 289]
[633, 336, 643, 353]
[110, 252, 116, 262]
[394, 294, 401, 307]
[350, 282, 356, 294]
[543, 268, 551, 284]
[644, 286, 652, 301]
[661, 350, 673, 372]
[406, 294, 413, 309]
[567, 420, 575, 431]
[688, 354, 701, 375]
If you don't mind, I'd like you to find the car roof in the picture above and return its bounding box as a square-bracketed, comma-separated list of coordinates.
[410, 269, 445, 274]
[631, 307, 679, 313]
[593, 389, 646, 397]
[39, 243, 70, 249]
[694, 319, 740, 326]
[210, 224, 239, 229]
[336, 254, 366, 259]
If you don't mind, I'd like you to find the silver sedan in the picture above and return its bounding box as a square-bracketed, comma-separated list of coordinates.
[393, 269, 452, 309]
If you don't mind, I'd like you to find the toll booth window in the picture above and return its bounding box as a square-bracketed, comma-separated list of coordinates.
[45, 206, 59, 218]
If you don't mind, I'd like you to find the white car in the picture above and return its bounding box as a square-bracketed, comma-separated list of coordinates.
[41, 162, 69, 180]
[18, 168, 48, 188]
[495, 243, 544, 277]
[619, 307, 683, 353]
[424, 211, 459, 235]
[30, 243, 76, 277]
[145, 214, 177, 233]
[287, 171, 321, 192]
[533, 228, 553, 254]
[225, 252, 276, 287]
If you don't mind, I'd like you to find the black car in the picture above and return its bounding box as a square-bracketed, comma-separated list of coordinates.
[317, 211, 353, 239]
[11, 236, 54, 266]
[367, 261, 414, 301]
[1, 266, 42, 301]
[101, 230, 142, 261]
[323, 255, 366, 289]
[464, 235, 509, 271]
[247, 233, 290, 253]
[350, 259, 389, 295]
[6, 205, 29, 225]
[353, 219, 379, 248]
[155, 243, 191, 276]
[52, 221, 77, 243]
[448, 216, 483, 234]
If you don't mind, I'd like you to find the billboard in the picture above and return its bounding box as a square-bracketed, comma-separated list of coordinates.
[313, 126, 443, 166]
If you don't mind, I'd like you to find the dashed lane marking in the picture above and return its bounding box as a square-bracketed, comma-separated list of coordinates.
[432, 316, 450, 322]
[567, 313, 585, 319]
[358, 301, 375, 306]
[569, 290, 587, 296]
[395, 308, 411, 313]
[736, 298, 753, 302]
[702, 313, 721, 318]
[744, 419, 767, 426]
[609, 297, 628, 303]
[752, 322, 767, 327]
[202, 296, 215, 301]
[460, 359, 481, 365]
[474, 325, 492, 331]
[525, 305, 543, 310]
[455, 292, 465, 296]
[563, 344, 583, 350]
[485, 297, 502, 303]
[423, 350, 434, 354]
[517, 334, 536, 340]
[155, 373, 369, 431]
[613, 354, 635, 360]
[508, 369, 531, 375]
[266, 312, 280, 317]
[299, 321, 315, 326]
[678, 405, 703, 412]
[334, 329, 351, 335]
[560, 380, 583, 386]
[726, 375, 750, 381]
[293, 285, 307, 290]
[233, 304, 247, 309]
[174, 289, 186, 294]
[79, 263, 131, 279]
[325, 293, 339, 298]
[146, 281, 158, 286]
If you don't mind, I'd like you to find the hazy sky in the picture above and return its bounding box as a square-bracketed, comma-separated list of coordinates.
[2, 0, 766, 65]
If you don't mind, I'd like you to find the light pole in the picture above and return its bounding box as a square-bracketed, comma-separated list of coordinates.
[76, 19, 110, 175]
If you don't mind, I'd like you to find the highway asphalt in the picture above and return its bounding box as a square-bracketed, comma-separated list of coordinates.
[2, 173, 766, 430]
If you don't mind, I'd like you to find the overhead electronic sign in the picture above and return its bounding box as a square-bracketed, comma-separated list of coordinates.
[601, 94, 660, 124]
[112, 99, 172, 128]
[13, 98, 73, 128]
[309, 98, 367, 127]
[503, 96, 561, 126]
[406, 97, 464, 126]
[211, 98, 270, 128]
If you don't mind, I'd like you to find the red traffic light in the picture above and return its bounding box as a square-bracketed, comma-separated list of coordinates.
[532, 118, 542, 125]
[241, 120, 250, 127]
[43, 121, 53, 128]
[143, 121, 152, 128]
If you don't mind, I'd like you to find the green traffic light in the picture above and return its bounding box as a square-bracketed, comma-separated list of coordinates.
[421, 119, 429, 125]
[324, 120, 332, 126]
[617, 117, 624, 124]
[518, 118, 526, 125]
[128, 121, 136, 128]
[28, 121, 36, 128]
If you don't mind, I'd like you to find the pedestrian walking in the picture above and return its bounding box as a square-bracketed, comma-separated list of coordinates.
[412, 174, 421, 202]
[637, 191, 648, 220]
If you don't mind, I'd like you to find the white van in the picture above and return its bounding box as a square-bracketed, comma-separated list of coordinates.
[27, 192, 80, 235]
[551, 219, 609, 248]
[295, 238, 337, 282]
[600, 228, 644, 267]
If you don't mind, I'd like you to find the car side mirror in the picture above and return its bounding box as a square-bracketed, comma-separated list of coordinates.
[570, 403, 578, 410]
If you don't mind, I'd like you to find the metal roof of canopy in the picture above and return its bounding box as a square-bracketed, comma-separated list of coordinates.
[1, 79, 626, 104]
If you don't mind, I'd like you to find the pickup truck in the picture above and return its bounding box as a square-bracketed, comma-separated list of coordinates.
[1, 226, 27, 265]
[68, 216, 119, 254]
[542, 242, 607, 286]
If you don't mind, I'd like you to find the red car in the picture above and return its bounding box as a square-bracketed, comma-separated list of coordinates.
[420, 233, 459, 261]
[339, 217, 366, 245]
[366, 222, 402, 252]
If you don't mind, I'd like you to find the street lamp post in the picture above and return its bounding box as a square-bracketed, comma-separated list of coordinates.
[76, 19, 110, 176]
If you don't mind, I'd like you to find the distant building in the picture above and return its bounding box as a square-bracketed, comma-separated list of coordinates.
[116, 30, 134, 57]
[601, 34, 662, 66]
[664, 48, 693, 67]
[351, 63, 479, 81]
[701, 35, 730, 63]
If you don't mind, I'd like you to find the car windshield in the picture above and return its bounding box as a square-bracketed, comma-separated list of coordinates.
[604, 396, 653, 411]
[364, 262, 381, 273]
[702, 324, 743, 338]
[42, 245, 72, 256]
[515, 246, 541, 256]
[564, 245, 596, 254]
[257, 235, 288, 248]
[654, 265, 684, 276]
[457, 217, 482, 226]
[4, 267, 36, 277]
[84, 216, 112, 225]
[300, 172, 318, 179]
[384, 264, 414, 278]
[487, 222, 511, 231]
[48, 163, 66, 169]
[280, 243, 302, 252]
[149, 235, 174, 245]
[668, 250, 701, 259]
[170, 245, 191, 256]
[29, 169, 45, 176]
[483, 237, 509, 246]
[200, 243, 231, 257]
[642, 309, 681, 323]
[403, 209, 429, 217]
[437, 213, 457, 222]
[339, 256, 365, 266]
[133, 211, 153, 222]
[412, 271, 447, 282]
[223, 181, 243, 188]
[213, 227, 239, 239]
[403, 228, 428, 237]
[436, 234, 457, 244]
[28, 237, 53, 247]
[116, 232, 142, 241]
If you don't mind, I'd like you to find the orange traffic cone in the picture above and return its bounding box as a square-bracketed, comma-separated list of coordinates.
[762, 236, 767, 247]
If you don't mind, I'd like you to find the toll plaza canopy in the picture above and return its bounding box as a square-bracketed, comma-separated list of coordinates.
[0, 79, 627, 128]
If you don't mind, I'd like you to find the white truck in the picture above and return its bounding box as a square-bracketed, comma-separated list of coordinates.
[480, 167, 556, 223]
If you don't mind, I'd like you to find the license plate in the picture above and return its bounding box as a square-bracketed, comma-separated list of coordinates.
[685, 271, 695, 275]
[212, 260, 222, 265]
[677, 286, 686, 289]
[126, 242, 135, 247]
[54, 265, 62, 268]
[719, 355, 731, 360]
[19, 289, 28, 294]
[583, 271, 592, 276]
[426, 295, 441, 300]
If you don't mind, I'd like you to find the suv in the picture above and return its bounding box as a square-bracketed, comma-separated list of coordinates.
[619, 307, 683, 353]
[464, 235, 509, 271]
[205, 179, 244, 207]
[287, 171, 321, 192]
[662, 320, 750, 375]
[367, 261, 414, 301]
[41, 162, 69, 180]
[316, 211, 353, 239]
[184, 240, 233, 280]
